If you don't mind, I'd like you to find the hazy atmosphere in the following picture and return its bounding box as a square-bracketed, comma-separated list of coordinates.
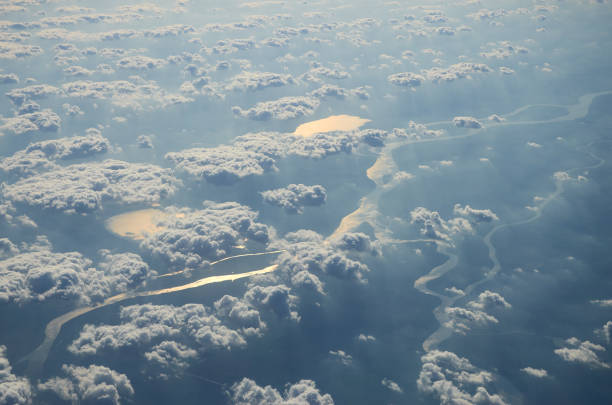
[1, 1, 612, 404]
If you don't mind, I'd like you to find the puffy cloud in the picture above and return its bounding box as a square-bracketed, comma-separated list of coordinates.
[261, 184, 326, 214]
[444, 306, 499, 334]
[230, 378, 334, 405]
[38, 364, 133, 405]
[357, 334, 376, 343]
[591, 299, 612, 307]
[3, 160, 179, 213]
[410, 207, 474, 242]
[0, 41, 43, 60]
[453, 116, 483, 129]
[244, 284, 299, 321]
[1, 109, 61, 135]
[138, 202, 270, 269]
[271, 230, 373, 290]
[388, 72, 425, 88]
[1, 131, 110, 177]
[226, 71, 295, 91]
[329, 349, 352, 365]
[468, 290, 511, 310]
[331, 232, 380, 255]
[0, 345, 32, 405]
[422, 62, 491, 83]
[137, 134, 154, 149]
[60, 79, 194, 110]
[418, 350, 508, 405]
[521, 367, 549, 378]
[166, 145, 275, 185]
[117, 55, 168, 70]
[232, 96, 320, 120]
[381, 378, 403, 393]
[144, 341, 198, 377]
[597, 321, 612, 344]
[453, 204, 499, 223]
[0, 73, 18, 84]
[6, 84, 61, 105]
[214, 294, 266, 336]
[555, 338, 609, 368]
[0, 243, 154, 304]
[481, 41, 528, 59]
[69, 303, 247, 357]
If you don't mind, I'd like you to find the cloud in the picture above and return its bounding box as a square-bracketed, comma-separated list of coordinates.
[261, 184, 326, 214]
[418, 350, 508, 405]
[596, 321, 612, 344]
[116, 55, 168, 70]
[270, 229, 374, 290]
[144, 341, 198, 378]
[1, 131, 110, 177]
[138, 202, 270, 268]
[230, 378, 334, 405]
[468, 290, 511, 310]
[0, 345, 32, 405]
[453, 204, 499, 223]
[166, 145, 276, 185]
[38, 364, 133, 405]
[521, 367, 549, 378]
[0, 73, 18, 84]
[329, 349, 353, 365]
[357, 334, 376, 343]
[69, 303, 247, 357]
[0, 242, 154, 304]
[444, 306, 499, 334]
[423, 62, 491, 83]
[388, 72, 425, 88]
[331, 232, 380, 255]
[591, 299, 612, 307]
[226, 71, 295, 91]
[137, 134, 154, 149]
[410, 207, 475, 242]
[244, 284, 299, 321]
[3, 160, 180, 213]
[453, 116, 483, 129]
[554, 338, 609, 368]
[381, 378, 403, 393]
[1, 109, 61, 135]
[232, 96, 320, 120]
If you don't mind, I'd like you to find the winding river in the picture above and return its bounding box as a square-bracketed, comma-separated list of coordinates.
[328, 90, 611, 353]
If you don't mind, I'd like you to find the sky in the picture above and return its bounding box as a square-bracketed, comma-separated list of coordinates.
[1, 0, 612, 404]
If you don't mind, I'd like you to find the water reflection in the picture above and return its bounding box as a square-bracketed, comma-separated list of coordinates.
[294, 114, 370, 137]
[105, 208, 168, 240]
[23, 264, 278, 375]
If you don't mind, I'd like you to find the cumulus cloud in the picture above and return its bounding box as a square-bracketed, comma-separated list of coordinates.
[468, 290, 511, 310]
[521, 367, 549, 378]
[418, 350, 507, 405]
[329, 350, 353, 366]
[388, 72, 425, 88]
[1, 109, 61, 135]
[0, 345, 32, 405]
[1, 131, 110, 177]
[230, 378, 334, 405]
[226, 71, 295, 91]
[597, 321, 612, 344]
[453, 116, 483, 129]
[139, 202, 270, 269]
[69, 303, 248, 357]
[232, 96, 320, 120]
[166, 145, 275, 185]
[3, 160, 179, 213]
[453, 204, 499, 223]
[410, 207, 475, 242]
[381, 378, 403, 393]
[554, 338, 609, 368]
[38, 364, 133, 405]
[444, 306, 499, 334]
[270, 230, 375, 292]
[261, 184, 326, 214]
[0, 243, 154, 304]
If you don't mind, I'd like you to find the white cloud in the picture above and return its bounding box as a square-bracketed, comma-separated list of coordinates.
[555, 338, 609, 368]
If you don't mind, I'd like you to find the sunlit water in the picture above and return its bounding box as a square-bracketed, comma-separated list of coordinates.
[294, 114, 370, 137]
